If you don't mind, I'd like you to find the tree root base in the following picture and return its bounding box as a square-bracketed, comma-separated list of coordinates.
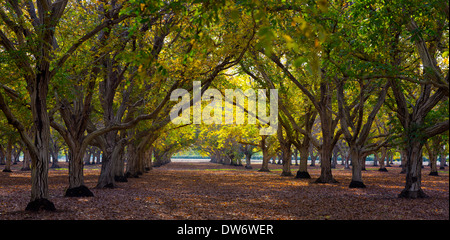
[25, 198, 56, 212]
[65, 185, 94, 197]
[349, 180, 366, 188]
[114, 176, 128, 182]
[295, 171, 311, 179]
[398, 189, 429, 199]
[280, 171, 293, 176]
[314, 177, 339, 184]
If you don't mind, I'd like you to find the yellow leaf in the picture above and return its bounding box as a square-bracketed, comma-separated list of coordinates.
[282, 34, 293, 43]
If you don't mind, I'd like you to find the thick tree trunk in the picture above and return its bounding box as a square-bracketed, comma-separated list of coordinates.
[378, 148, 388, 172]
[21, 149, 31, 171]
[349, 147, 365, 188]
[65, 148, 93, 197]
[245, 153, 252, 169]
[400, 150, 407, 173]
[2, 139, 12, 172]
[50, 148, 60, 168]
[25, 73, 56, 211]
[399, 140, 428, 198]
[144, 147, 153, 171]
[96, 131, 120, 188]
[96, 149, 116, 188]
[296, 144, 311, 179]
[429, 152, 438, 176]
[439, 153, 446, 169]
[114, 144, 127, 182]
[315, 144, 338, 183]
[331, 147, 338, 169]
[280, 142, 292, 176]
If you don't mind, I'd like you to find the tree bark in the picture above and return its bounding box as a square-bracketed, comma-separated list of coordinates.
[439, 153, 446, 169]
[2, 138, 12, 172]
[64, 147, 93, 197]
[21, 148, 31, 171]
[399, 140, 428, 198]
[96, 149, 116, 188]
[296, 143, 311, 179]
[258, 136, 271, 172]
[349, 150, 365, 188]
[280, 141, 292, 176]
[315, 143, 338, 183]
[25, 72, 55, 211]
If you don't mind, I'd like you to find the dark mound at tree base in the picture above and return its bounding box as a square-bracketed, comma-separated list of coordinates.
[314, 177, 339, 184]
[258, 168, 270, 172]
[2, 169, 12, 172]
[125, 172, 139, 178]
[280, 171, 293, 176]
[115, 176, 128, 182]
[103, 183, 115, 189]
[378, 167, 388, 172]
[65, 185, 94, 197]
[398, 189, 429, 199]
[295, 171, 311, 179]
[25, 198, 56, 212]
[245, 165, 253, 169]
[349, 180, 366, 188]
[429, 171, 439, 176]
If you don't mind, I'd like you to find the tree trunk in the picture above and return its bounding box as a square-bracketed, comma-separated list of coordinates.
[310, 145, 317, 167]
[245, 152, 252, 169]
[50, 147, 60, 168]
[378, 148, 388, 172]
[331, 147, 338, 169]
[2, 139, 12, 172]
[399, 140, 428, 198]
[114, 144, 127, 182]
[315, 144, 338, 183]
[65, 148, 93, 197]
[144, 147, 153, 172]
[439, 153, 446, 169]
[0, 146, 4, 165]
[362, 156, 367, 171]
[293, 148, 298, 166]
[96, 150, 116, 188]
[349, 146, 365, 188]
[83, 148, 92, 165]
[96, 132, 119, 188]
[21, 148, 31, 171]
[428, 150, 438, 176]
[344, 151, 350, 169]
[25, 73, 56, 211]
[296, 143, 311, 179]
[258, 136, 270, 172]
[280, 142, 292, 176]
[400, 150, 407, 173]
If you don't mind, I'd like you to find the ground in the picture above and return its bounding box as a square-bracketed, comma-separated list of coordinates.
[0, 161, 448, 220]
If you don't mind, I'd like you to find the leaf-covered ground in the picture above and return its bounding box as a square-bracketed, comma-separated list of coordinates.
[0, 161, 448, 220]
